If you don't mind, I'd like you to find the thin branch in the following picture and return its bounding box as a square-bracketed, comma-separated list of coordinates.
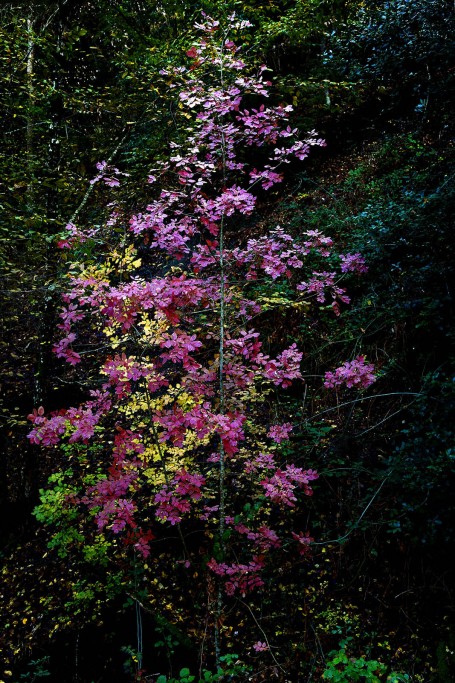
[237, 598, 286, 674]
[354, 398, 419, 437]
[69, 131, 130, 225]
[302, 392, 423, 424]
[313, 472, 392, 546]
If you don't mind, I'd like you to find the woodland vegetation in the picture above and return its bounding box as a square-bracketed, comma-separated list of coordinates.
[0, 1, 454, 682]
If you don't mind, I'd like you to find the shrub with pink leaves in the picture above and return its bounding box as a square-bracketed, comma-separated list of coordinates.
[27, 12, 373, 672]
[324, 355, 376, 389]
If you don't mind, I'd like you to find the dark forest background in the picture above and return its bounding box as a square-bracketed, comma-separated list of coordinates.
[0, 1, 454, 681]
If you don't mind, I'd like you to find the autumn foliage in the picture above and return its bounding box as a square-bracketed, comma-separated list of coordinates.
[24, 12, 377, 680]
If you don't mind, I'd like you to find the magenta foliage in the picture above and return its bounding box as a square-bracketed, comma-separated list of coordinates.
[155, 469, 206, 525]
[297, 271, 350, 316]
[89, 160, 130, 187]
[29, 12, 372, 595]
[261, 466, 318, 507]
[27, 394, 110, 446]
[339, 252, 368, 273]
[252, 641, 269, 652]
[207, 556, 265, 597]
[28, 408, 67, 446]
[291, 531, 314, 557]
[233, 523, 281, 552]
[267, 423, 293, 443]
[324, 355, 376, 389]
[57, 222, 100, 250]
[81, 429, 153, 555]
